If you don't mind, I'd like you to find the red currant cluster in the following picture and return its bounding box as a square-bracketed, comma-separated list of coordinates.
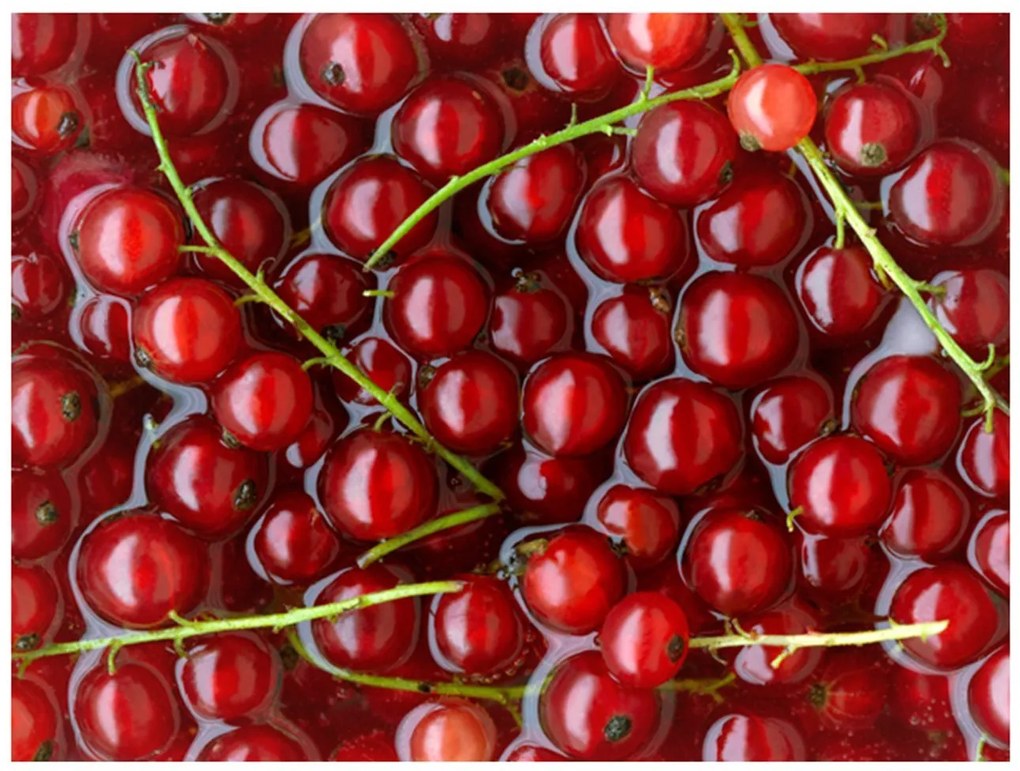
[11, 12, 1009, 763]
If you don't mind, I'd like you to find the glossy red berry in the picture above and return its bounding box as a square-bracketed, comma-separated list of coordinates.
[12, 247, 67, 320]
[732, 599, 822, 686]
[76, 511, 209, 628]
[412, 13, 499, 66]
[180, 633, 279, 722]
[728, 64, 817, 152]
[12, 83, 84, 154]
[319, 429, 438, 540]
[197, 725, 309, 761]
[576, 176, 691, 283]
[795, 244, 888, 339]
[132, 277, 242, 383]
[600, 592, 690, 687]
[253, 490, 341, 584]
[12, 677, 60, 761]
[331, 729, 399, 761]
[300, 13, 420, 115]
[824, 80, 921, 175]
[703, 712, 806, 761]
[520, 526, 626, 634]
[12, 563, 59, 651]
[750, 375, 834, 464]
[385, 250, 489, 357]
[504, 744, 569, 761]
[881, 469, 969, 559]
[594, 484, 681, 569]
[313, 564, 420, 671]
[12, 352, 101, 468]
[12, 155, 39, 225]
[399, 700, 497, 761]
[969, 510, 1008, 596]
[146, 415, 267, 538]
[697, 169, 809, 266]
[633, 101, 738, 206]
[890, 666, 957, 731]
[75, 660, 180, 761]
[431, 575, 525, 675]
[796, 530, 872, 596]
[540, 650, 660, 760]
[681, 506, 792, 616]
[274, 253, 372, 340]
[803, 650, 888, 730]
[931, 269, 1010, 353]
[530, 13, 620, 98]
[522, 353, 627, 457]
[12, 13, 79, 76]
[624, 378, 742, 494]
[957, 411, 1009, 499]
[485, 145, 585, 244]
[12, 469, 73, 559]
[323, 155, 438, 262]
[968, 646, 1009, 747]
[851, 355, 962, 464]
[419, 351, 519, 454]
[332, 336, 412, 405]
[678, 271, 799, 388]
[492, 443, 607, 525]
[490, 272, 571, 364]
[75, 295, 132, 364]
[770, 13, 887, 60]
[211, 351, 313, 451]
[605, 13, 710, 72]
[591, 287, 675, 381]
[888, 139, 1004, 247]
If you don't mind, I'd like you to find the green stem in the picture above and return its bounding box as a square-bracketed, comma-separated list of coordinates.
[357, 502, 503, 568]
[689, 619, 948, 651]
[14, 581, 464, 667]
[129, 51, 504, 503]
[362, 55, 744, 270]
[720, 14, 1008, 426]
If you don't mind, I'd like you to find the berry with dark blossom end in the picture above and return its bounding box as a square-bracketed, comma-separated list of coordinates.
[591, 287, 675, 381]
[12, 677, 61, 761]
[12, 82, 84, 154]
[824, 80, 921, 176]
[599, 592, 690, 688]
[594, 484, 681, 569]
[727, 64, 817, 152]
[12, 563, 59, 652]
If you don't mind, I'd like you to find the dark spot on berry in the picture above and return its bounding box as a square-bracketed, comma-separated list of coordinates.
[502, 67, 529, 92]
[15, 633, 40, 652]
[719, 160, 734, 186]
[221, 430, 241, 449]
[417, 682, 432, 694]
[739, 132, 762, 153]
[134, 347, 153, 369]
[204, 13, 232, 25]
[61, 391, 81, 421]
[279, 644, 299, 670]
[604, 714, 633, 743]
[666, 634, 686, 662]
[417, 364, 436, 389]
[57, 111, 80, 137]
[234, 480, 258, 511]
[807, 681, 828, 707]
[323, 61, 346, 87]
[34, 740, 54, 762]
[860, 142, 888, 168]
[322, 324, 347, 343]
[35, 501, 59, 526]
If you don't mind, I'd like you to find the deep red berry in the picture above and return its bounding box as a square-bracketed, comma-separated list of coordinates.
[796, 530, 872, 595]
[802, 650, 888, 730]
[600, 592, 690, 687]
[931, 269, 1010, 354]
[540, 650, 660, 760]
[313, 564, 420, 671]
[795, 244, 888, 339]
[197, 725, 309, 761]
[412, 13, 500, 66]
[432, 575, 524, 675]
[605, 13, 710, 72]
[851, 355, 962, 464]
[385, 250, 489, 357]
[180, 633, 279, 722]
[968, 646, 1009, 747]
[190, 178, 287, 284]
[253, 490, 341, 584]
[633, 101, 738, 206]
[530, 13, 620, 99]
[129, 31, 234, 137]
[419, 351, 519, 454]
[703, 712, 806, 761]
[624, 378, 742, 494]
[251, 101, 368, 186]
[520, 526, 626, 634]
[75, 660, 180, 761]
[12, 563, 59, 651]
[697, 169, 809, 266]
[12, 677, 61, 761]
[890, 666, 957, 731]
[490, 272, 571, 364]
[319, 429, 438, 540]
[75, 295, 132, 364]
[12, 13, 79, 76]
[332, 336, 412, 406]
[323, 155, 438, 262]
[211, 351, 313, 451]
[522, 353, 627, 457]
[888, 139, 1004, 247]
[492, 443, 607, 524]
[595, 484, 681, 569]
[591, 287, 674, 380]
[12, 469, 73, 559]
[957, 411, 1009, 499]
[881, 469, 969, 559]
[750, 375, 834, 464]
[12, 155, 39, 225]
[12, 82, 84, 154]
[485, 145, 585, 244]
[728, 64, 817, 152]
[399, 700, 497, 761]
[732, 599, 822, 686]
[890, 563, 1000, 668]
[274, 253, 372, 340]
[132, 277, 242, 383]
[678, 271, 799, 388]
[76, 511, 209, 628]
[393, 74, 504, 183]
[681, 506, 792, 616]
[969, 509, 1008, 597]
[824, 80, 921, 175]
[146, 415, 267, 538]
[300, 13, 420, 115]
[330, 729, 399, 761]
[12, 247, 67, 320]
[12, 352, 101, 468]
[770, 13, 887, 60]
[576, 176, 691, 283]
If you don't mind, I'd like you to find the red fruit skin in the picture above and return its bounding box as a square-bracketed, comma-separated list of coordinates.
[796, 245, 888, 339]
[890, 666, 957, 731]
[932, 269, 1010, 354]
[605, 13, 710, 72]
[431, 574, 524, 675]
[540, 651, 661, 760]
[969, 510, 1008, 597]
[12, 83, 85, 155]
[75, 295, 132, 365]
[796, 530, 872, 596]
[531, 13, 620, 99]
[253, 490, 341, 584]
[880, 469, 969, 560]
[13, 469, 73, 560]
[13, 677, 62, 761]
[12, 13, 80, 76]
[889, 563, 1000, 669]
[180, 633, 279, 722]
[600, 592, 690, 688]
[412, 13, 500, 67]
[12, 563, 59, 651]
[318, 430, 438, 541]
[521, 353, 628, 457]
[76, 512, 209, 628]
[823, 80, 920, 176]
[727, 64, 817, 152]
[681, 507, 792, 617]
[197, 725, 309, 761]
[702, 712, 806, 761]
[312, 564, 420, 671]
[802, 650, 889, 730]
[731, 599, 822, 687]
[957, 411, 1009, 499]
[332, 336, 413, 406]
[770, 13, 887, 60]
[594, 484, 681, 569]
[521, 526, 626, 634]
[750, 375, 834, 465]
[505, 744, 569, 761]
[967, 646, 1009, 747]
[489, 274, 571, 365]
[12, 248, 67, 320]
[591, 287, 675, 381]
[624, 378, 742, 495]
[274, 253, 372, 339]
[330, 729, 399, 761]
[400, 699, 497, 761]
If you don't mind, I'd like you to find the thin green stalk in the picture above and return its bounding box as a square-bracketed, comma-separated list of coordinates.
[129, 51, 504, 502]
[720, 14, 1008, 426]
[358, 502, 503, 568]
[689, 619, 948, 651]
[14, 581, 464, 668]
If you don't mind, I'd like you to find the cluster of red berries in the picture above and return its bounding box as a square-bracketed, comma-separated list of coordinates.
[11, 11, 1010, 762]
